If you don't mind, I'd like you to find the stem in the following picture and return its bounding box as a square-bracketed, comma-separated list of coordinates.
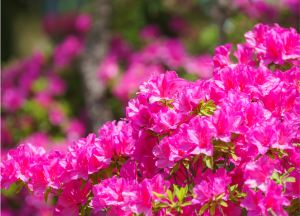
[181, 162, 190, 186]
[173, 174, 178, 185]
[280, 161, 288, 171]
[178, 169, 187, 180]
[189, 160, 197, 178]
[283, 158, 294, 167]
[267, 208, 277, 216]
[174, 173, 185, 184]
[217, 202, 226, 216]
[196, 157, 200, 173]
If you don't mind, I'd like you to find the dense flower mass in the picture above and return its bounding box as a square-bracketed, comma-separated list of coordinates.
[1, 23, 300, 216]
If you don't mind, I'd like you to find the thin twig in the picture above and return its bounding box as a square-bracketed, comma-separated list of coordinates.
[174, 173, 185, 184]
[181, 162, 190, 186]
[217, 202, 226, 216]
[173, 174, 178, 185]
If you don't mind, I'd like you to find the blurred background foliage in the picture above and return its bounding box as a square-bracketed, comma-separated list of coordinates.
[4, 0, 298, 62]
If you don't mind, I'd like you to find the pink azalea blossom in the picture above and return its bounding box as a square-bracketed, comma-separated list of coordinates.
[243, 155, 274, 191]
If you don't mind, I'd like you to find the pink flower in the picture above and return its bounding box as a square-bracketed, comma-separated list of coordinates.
[90, 176, 130, 213]
[245, 24, 269, 48]
[246, 125, 278, 155]
[122, 180, 153, 216]
[243, 155, 274, 191]
[282, 27, 300, 60]
[213, 43, 232, 69]
[260, 181, 290, 216]
[184, 116, 214, 156]
[211, 109, 233, 142]
[0, 159, 18, 190]
[146, 174, 170, 202]
[152, 110, 181, 135]
[120, 160, 137, 180]
[54, 36, 82, 68]
[240, 188, 265, 216]
[192, 168, 231, 212]
[49, 106, 66, 126]
[34, 92, 53, 108]
[48, 75, 66, 96]
[64, 119, 86, 141]
[152, 137, 182, 168]
[1, 88, 26, 111]
[8, 143, 46, 182]
[98, 55, 119, 83]
[234, 44, 256, 67]
[56, 180, 92, 216]
[140, 24, 160, 40]
[260, 31, 285, 66]
[75, 13, 91, 33]
[285, 170, 300, 198]
[184, 54, 214, 79]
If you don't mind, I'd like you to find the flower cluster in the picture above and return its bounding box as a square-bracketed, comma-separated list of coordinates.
[1, 12, 91, 216]
[1, 23, 300, 216]
[98, 25, 214, 103]
[232, 0, 299, 20]
[1, 13, 90, 154]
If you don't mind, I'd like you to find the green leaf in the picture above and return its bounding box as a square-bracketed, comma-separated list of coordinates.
[105, 167, 112, 178]
[168, 104, 174, 109]
[16, 181, 24, 194]
[193, 154, 201, 165]
[181, 201, 191, 207]
[173, 162, 180, 173]
[156, 202, 170, 208]
[80, 206, 85, 216]
[167, 190, 173, 202]
[93, 175, 98, 185]
[284, 177, 296, 182]
[210, 204, 216, 216]
[173, 185, 180, 200]
[152, 191, 167, 199]
[177, 187, 185, 202]
[287, 167, 295, 173]
[118, 158, 128, 165]
[205, 156, 214, 170]
[184, 184, 189, 195]
[188, 184, 194, 193]
[81, 180, 87, 190]
[271, 172, 280, 181]
[86, 206, 91, 215]
[199, 203, 210, 215]
[280, 149, 289, 155]
[229, 184, 238, 192]
[266, 150, 276, 160]
[219, 200, 228, 207]
[27, 186, 34, 195]
[231, 153, 237, 161]
[166, 207, 173, 214]
[44, 188, 51, 203]
[216, 193, 225, 200]
[182, 160, 189, 169]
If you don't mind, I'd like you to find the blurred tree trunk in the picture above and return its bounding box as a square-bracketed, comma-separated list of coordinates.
[79, 0, 113, 134]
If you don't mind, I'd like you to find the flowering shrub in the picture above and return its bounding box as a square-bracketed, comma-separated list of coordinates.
[1, 14, 90, 155]
[1, 23, 300, 216]
[98, 25, 214, 104]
